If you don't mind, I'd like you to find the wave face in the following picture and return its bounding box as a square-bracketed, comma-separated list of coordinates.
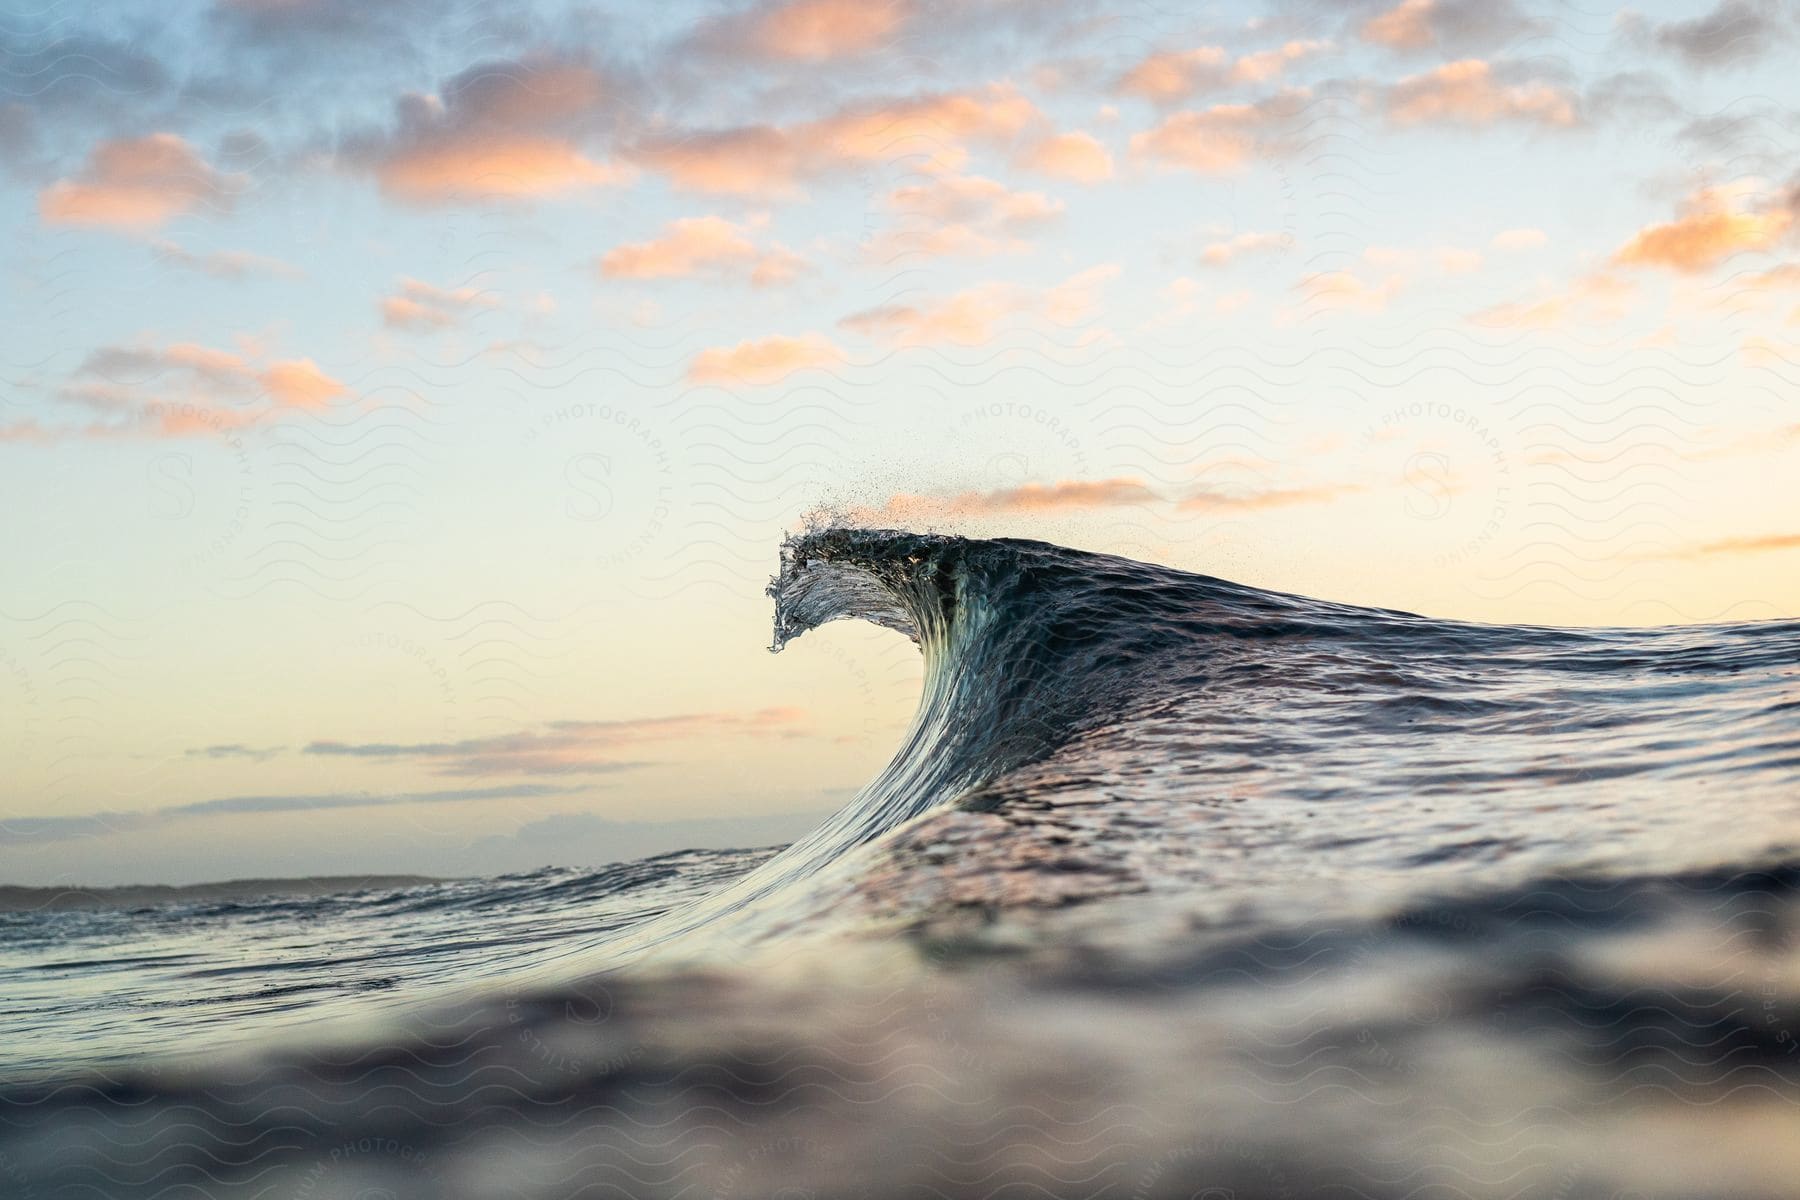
[705, 528, 1800, 940]
[4, 530, 1799, 1199]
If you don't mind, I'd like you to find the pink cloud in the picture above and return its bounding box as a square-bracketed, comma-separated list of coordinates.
[633, 84, 1041, 197]
[10, 341, 349, 442]
[599, 216, 806, 285]
[1017, 131, 1114, 183]
[381, 277, 499, 330]
[305, 708, 811, 776]
[840, 265, 1118, 346]
[1385, 60, 1578, 128]
[346, 58, 633, 206]
[1129, 91, 1308, 173]
[866, 171, 1064, 260]
[261, 359, 345, 410]
[687, 333, 843, 386]
[39, 134, 241, 230]
[1177, 482, 1361, 512]
[1117, 41, 1328, 104]
[748, 0, 914, 59]
[1612, 182, 1796, 273]
[1362, 0, 1439, 49]
[867, 478, 1162, 521]
[1201, 231, 1288, 266]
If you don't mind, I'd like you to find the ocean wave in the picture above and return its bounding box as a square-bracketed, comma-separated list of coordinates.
[4, 530, 1798, 1197]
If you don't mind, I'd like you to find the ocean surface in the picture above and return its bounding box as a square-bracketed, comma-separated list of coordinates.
[3, 529, 1798, 1199]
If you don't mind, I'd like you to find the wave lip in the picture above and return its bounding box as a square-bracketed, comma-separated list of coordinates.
[767, 527, 1214, 827]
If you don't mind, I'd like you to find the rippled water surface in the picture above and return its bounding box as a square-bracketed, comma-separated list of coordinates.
[4, 531, 1797, 1199]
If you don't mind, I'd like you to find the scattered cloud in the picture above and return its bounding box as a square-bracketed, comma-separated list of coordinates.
[151, 240, 301, 280]
[1363, 0, 1438, 49]
[708, 0, 917, 61]
[184, 743, 286, 763]
[210, 0, 447, 49]
[379, 136, 629, 204]
[381, 277, 500, 330]
[1632, 0, 1791, 68]
[1130, 90, 1310, 173]
[861, 475, 1359, 521]
[342, 56, 632, 205]
[1384, 59, 1579, 128]
[1293, 269, 1404, 314]
[305, 708, 808, 775]
[1360, 0, 1538, 53]
[1234, 40, 1331, 84]
[869, 477, 1161, 520]
[1743, 263, 1800, 289]
[889, 173, 1063, 229]
[1116, 41, 1327, 103]
[599, 216, 806, 285]
[39, 134, 242, 230]
[1017, 130, 1114, 183]
[1201, 230, 1289, 266]
[5, 340, 348, 441]
[869, 171, 1064, 259]
[1612, 181, 1796, 273]
[1177, 482, 1361, 513]
[260, 359, 346, 410]
[631, 84, 1039, 197]
[840, 264, 1119, 345]
[688, 333, 843, 385]
[0, 36, 169, 155]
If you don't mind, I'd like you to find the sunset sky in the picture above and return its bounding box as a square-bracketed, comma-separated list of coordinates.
[3, 0, 1798, 884]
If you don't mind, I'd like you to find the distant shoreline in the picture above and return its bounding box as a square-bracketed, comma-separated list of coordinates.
[0, 875, 447, 912]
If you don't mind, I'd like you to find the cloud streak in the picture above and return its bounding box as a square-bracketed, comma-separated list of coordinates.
[1360, 0, 1538, 54]
[859, 476, 1363, 521]
[600, 216, 805, 285]
[1384, 59, 1578, 128]
[305, 708, 809, 775]
[185, 744, 286, 763]
[151, 241, 301, 280]
[1664, 532, 1800, 559]
[1639, 0, 1791, 68]
[3, 340, 349, 442]
[631, 84, 1039, 197]
[1116, 41, 1328, 104]
[0, 784, 584, 846]
[840, 264, 1118, 345]
[688, 334, 843, 386]
[381, 277, 500, 330]
[1130, 90, 1310, 173]
[700, 0, 917, 61]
